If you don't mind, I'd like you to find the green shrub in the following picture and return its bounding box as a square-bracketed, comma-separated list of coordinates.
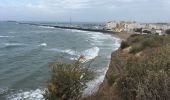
[130, 34, 140, 37]
[115, 45, 170, 100]
[44, 57, 94, 100]
[166, 29, 170, 34]
[130, 44, 144, 53]
[127, 35, 170, 54]
[120, 41, 129, 49]
[107, 72, 117, 86]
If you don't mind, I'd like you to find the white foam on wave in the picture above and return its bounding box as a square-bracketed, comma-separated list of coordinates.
[0, 35, 14, 38]
[70, 29, 88, 33]
[0, 87, 9, 95]
[64, 47, 100, 63]
[7, 89, 44, 100]
[83, 66, 109, 96]
[64, 49, 78, 56]
[80, 47, 100, 62]
[47, 47, 100, 63]
[90, 33, 111, 40]
[114, 38, 121, 47]
[47, 48, 77, 55]
[83, 31, 115, 47]
[39, 43, 47, 47]
[38, 26, 54, 29]
[4, 43, 26, 47]
[46, 48, 63, 52]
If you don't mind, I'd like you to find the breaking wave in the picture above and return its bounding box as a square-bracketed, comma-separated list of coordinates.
[4, 43, 26, 48]
[70, 29, 88, 33]
[7, 89, 44, 100]
[0, 35, 14, 38]
[47, 47, 100, 63]
[83, 66, 109, 96]
[38, 26, 55, 29]
[38, 43, 47, 47]
[79, 47, 100, 62]
[0, 87, 9, 95]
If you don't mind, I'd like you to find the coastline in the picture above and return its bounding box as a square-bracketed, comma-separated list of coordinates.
[112, 32, 134, 40]
[83, 32, 132, 99]
[17, 21, 134, 41]
[2, 22, 133, 99]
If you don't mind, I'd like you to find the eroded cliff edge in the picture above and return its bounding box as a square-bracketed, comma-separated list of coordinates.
[84, 34, 170, 100]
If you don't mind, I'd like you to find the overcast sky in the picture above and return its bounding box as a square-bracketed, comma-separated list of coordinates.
[0, 0, 170, 22]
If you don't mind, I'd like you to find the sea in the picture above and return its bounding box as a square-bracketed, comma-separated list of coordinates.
[0, 21, 121, 100]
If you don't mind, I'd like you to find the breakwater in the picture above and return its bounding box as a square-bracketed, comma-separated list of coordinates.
[18, 22, 115, 34]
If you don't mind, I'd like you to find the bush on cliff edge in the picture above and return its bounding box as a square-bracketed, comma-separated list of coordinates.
[115, 45, 170, 100]
[43, 56, 94, 100]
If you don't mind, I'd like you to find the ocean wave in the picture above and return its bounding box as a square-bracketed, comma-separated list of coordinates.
[79, 47, 100, 62]
[47, 47, 100, 63]
[0, 35, 14, 38]
[90, 33, 111, 40]
[0, 87, 9, 95]
[7, 89, 44, 100]
[38, 43, 47, 47]
[39, 25, 54, 28]
[83, 67, 109, 96]
[70, 29, 88, 33]
[64, 49, 78, 56]
[83, 32, 116, 47]
[46, 48, 74, 54]
[114, 38, 121, 47]
[4, 43, 26, 48]
[64, 47, 100, 63]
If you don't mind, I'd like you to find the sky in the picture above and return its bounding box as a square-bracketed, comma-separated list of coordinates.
[0, 0, 170, 22]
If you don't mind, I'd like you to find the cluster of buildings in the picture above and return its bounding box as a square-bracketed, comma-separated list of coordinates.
[106, 21, 170, 35]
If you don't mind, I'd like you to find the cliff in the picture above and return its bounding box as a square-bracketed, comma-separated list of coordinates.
[84, 34, 170, 100]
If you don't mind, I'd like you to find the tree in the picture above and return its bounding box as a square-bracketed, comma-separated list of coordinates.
[143, 30, 151, 34]
[134, 28, 142, 33]
[43, 56, 94, 100]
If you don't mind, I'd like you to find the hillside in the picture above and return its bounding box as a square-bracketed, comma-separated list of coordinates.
[85, 34, 170, 100]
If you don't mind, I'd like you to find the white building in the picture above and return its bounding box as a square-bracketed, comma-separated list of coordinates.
[124, 21, 138, 32]
[106, 21, 138, 32]
[145, 24, 157, 29]
[106, 21, 117, 30]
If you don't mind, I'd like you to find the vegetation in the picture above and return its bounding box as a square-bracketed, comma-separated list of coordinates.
[120, 34, 170, 54]
[166, 29, 170, 34]
[115, 44, 170, 100]
[120, 40, 129, 49]
[134, 28, 142, 33]
[107, 35, 170, 100]
[44, 56, 94, 100]
[143, 30, 151, 34]
[107, 71, 117, 86]
[44, 34, 170, 100]
[84, 35, 170, 100]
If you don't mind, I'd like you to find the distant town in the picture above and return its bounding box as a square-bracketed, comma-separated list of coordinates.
[55, 21, 170, 35]
[8, 20, 170, 35]
[105, 21, 170, 35]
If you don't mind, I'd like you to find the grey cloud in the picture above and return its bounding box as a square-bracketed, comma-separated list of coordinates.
[0, 0, 170, 22]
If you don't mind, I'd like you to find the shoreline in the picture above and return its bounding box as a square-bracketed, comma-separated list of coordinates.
[3, 22, 132, 99]
[18, 22, 115, 34]
[112, 32, 134, 40]
[18, 22, 133, 40]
